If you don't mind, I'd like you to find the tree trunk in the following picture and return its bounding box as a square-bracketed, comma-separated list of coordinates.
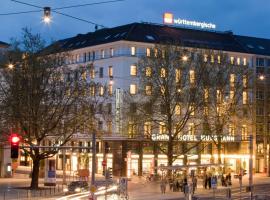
[167, 140, 173, 177]
[217, 137, 222, 165]
[30, 158, 40, 190]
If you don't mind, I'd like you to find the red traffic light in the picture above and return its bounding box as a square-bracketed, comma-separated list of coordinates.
[10, 134, 20, 144]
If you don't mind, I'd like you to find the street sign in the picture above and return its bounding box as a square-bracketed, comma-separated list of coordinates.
[102, 160, 107, 166]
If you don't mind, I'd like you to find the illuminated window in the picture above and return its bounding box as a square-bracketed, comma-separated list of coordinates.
[204, 89, 209, 102]
[146, 67, 152, 77]
[204, 106, 209, 116]
[243, 58, 247, 66]
[188, 123, 195, 135]
[162, 50, 165, 58]
[204, 54, 208, 62]
[108, 84, 113, 95]
[175, 69, 181, 83]
[154, 48, 158, 57]
[189, 70, 195, 84]
[145, 85, 152, 95]
[217, 55, 221, 64]
[90, 68, 95, 79]
[159, 122, 166, 134]
[211, 55, 214, 63]
[189, 105, 195, 116]
[217, 106, 221, 116]
[175, 104, 181, 115]
[130, 84, 137, 95]
[128, 122, 137, 138]
[101, 50, 105, 58]
[146, 48, 151, 57]
[130, 65, 137, 76]
[99, 86, 104, 96]
[230, 56, 234, 65]
[81, 71, 86, 80]
[160, 68, 166, 78]
[161, 85, 166, 95]
[230, 90, 235, 101]
[242, 125, 247, 140]
[217, 90, 222, 102]
[243, 75, 248, 88]
[131, 46, 136, 56]
[237, 57, 241, 65]
[229, 124, 235, 136]
[110, 48, 114, 57]
[76, 54, 80, 63]
[243, 91, 248, 104]
[108, 66, 113, 77]
[144, 122, 152, 136]
[230, 74, 235, 88]
[107, 121, 112, 134]
[90, 85, 95, 96]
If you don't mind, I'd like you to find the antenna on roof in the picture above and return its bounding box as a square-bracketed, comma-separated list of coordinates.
[95, 25, 98, 31]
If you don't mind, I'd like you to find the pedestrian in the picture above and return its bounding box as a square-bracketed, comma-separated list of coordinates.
[183, 177, 188, 194]
[208, 176, 212, 189]
[204, 174, 208, 189]
[193, 177, 197, 193]
[160, 180, 166, 194]
[176, 180, 180, 191]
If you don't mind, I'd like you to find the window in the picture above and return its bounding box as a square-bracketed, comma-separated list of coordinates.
[131, 46, 136, 56]
[189, 70, 195, 84]
[108, 84, 113, 95]
[211, 55, 214, 63]
[256, 107, 264, 116]
[146, 48, 151, 57]
[230, 56, 234, 65]
[98, 103, 103, 114]
[76, 54, 80, 63]
[130, 65, 137, 76]
[217, 90, 222, 103]
[242, 125, 248, 140]
[189, 105, 195, 116]
[230, 90, 235, 101]
[110, 48, 114, 57]
[256, 90, 264, 100]
[98, 121, 103, 130]
[188, 123, 195, 135]
[92, 51, 96, 60]
[217, 106, 222, 116]
[146, 67, 152, 77]
[204, 54, 208, 62]
[204, 106, 209, 116]
[256, 58, 265, 67]
[267, 59, 270, 66]
[83, 53, 87, 62]
[243, 91, 248, 104]
[228, 124, 235, 136]
[175, 69, 181, 83]
[175, 104, 181, 115]
[144, 122, 152, 136]
[243, 58, 247, 66]
[128, 122, 136, 138]
[88, 52, 91, 61]
[154, 48, 158, 57]
[159, 122, 166, 134]
[145, 85, 152, 95]
[230, 74, 235, 88]
[160, 68, 166, 78]
[99, 67, 103, 78]
[130, 84, 137, 94]
[204, 89, 209, 102]
[107, 103, 112, 114]
[90, 85, 95, 96]
[108, 66, 113, 77]
[107, 121, 112, 134]
[129, 103, 137, 113]
[243, 75, 248, 88]
[101, 50, 105, 58]
[81, 71, 86, 80]
[237, 57, 241, 65]
[99, 86, 104, 96]
[160, 85, 166, 95]
[217, 55, 221, 64]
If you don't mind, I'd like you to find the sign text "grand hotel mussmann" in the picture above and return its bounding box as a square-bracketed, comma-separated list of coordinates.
[163, 12, 216, 30]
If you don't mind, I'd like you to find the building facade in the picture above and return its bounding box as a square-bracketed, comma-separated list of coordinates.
[16, 23, 270, 177]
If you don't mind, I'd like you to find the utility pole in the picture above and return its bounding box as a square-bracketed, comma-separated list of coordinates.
[249, 135, 253, 200]
[91, 132, 96, 186]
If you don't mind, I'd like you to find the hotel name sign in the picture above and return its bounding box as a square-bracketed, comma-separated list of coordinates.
[163, 12, 216, 30]
[152, 134, 235, 142]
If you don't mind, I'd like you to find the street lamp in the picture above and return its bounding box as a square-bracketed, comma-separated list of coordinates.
[43, 7, 52, 24]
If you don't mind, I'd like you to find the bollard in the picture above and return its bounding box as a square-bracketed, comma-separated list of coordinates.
[3, 191, 6, 200]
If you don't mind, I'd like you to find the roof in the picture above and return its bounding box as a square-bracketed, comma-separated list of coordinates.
[0, 41, 9, 48]
[49, 22, 270, 56]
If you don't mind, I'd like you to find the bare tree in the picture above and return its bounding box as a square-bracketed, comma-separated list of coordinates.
[122, 43, 214, 176]
[198, 50, 251, 166]
[0, 29, 110, 189]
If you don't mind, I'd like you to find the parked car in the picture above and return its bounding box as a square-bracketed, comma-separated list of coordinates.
[63, 181, 89, 194]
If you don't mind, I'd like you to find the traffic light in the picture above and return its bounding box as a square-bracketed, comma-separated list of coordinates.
[10, 134, 20, 159]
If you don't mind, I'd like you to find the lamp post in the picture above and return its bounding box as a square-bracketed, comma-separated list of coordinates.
[249, 135, 253, 200]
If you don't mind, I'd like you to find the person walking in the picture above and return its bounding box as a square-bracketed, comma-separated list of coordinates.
[204, 174, 208, 189]
[208, 176, 212, 189]
[192, 176, 197, 193]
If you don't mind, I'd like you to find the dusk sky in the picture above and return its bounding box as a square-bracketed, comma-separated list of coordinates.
[1, 0, 270, 44]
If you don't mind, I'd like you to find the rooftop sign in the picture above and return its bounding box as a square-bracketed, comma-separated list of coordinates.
[163, 12, 216, 30]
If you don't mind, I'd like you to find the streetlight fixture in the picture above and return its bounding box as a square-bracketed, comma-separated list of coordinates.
[8, 63, 14, 69]
[182, 55, 188, 62]
[43, 7, 51, 24]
